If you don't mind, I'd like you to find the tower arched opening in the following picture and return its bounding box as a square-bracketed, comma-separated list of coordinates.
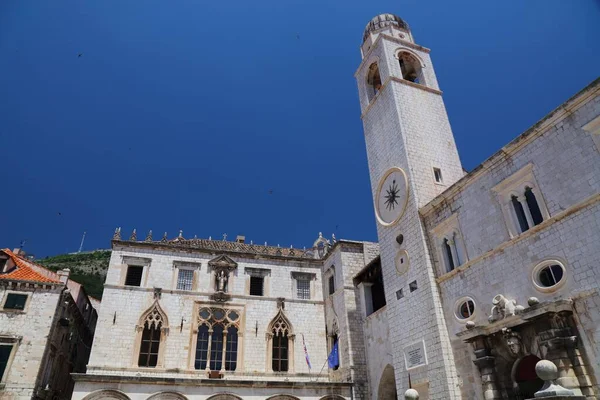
[367, 62, 382, 101]
[398, 51, 423, 84]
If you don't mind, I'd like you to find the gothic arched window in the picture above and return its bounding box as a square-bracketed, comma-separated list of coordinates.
[266, 305, 295, 373]
[134, 301, 169, 368]
[194, 307, 241, 372]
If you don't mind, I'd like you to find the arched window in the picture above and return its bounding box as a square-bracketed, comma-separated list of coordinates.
[194, 307, 241, 372]
[266, 305, 295, 373]
[195, 325, 210, 370]
[443, 238, 455, 272]
[398, 52, 423, 84]
[134, 301, 169, 368]
[225, 326, 238, 371]
[511, 195, 530, 233]
[524, 187, 544, 226]
[138, 320, 161, 367]
[366, 62, 382, 101]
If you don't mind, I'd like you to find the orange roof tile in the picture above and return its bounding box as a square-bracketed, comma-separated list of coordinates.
[0, 249, 61, 284]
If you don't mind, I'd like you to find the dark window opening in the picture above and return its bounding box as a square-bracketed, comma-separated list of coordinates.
[398, 52, 422, 84]
[511, 195, 530, 233]
[443, 238, 455, 272]
[433, 167, 443, 183]
[4, 293, 27, 310]
[125, 265, 144, 287]
[0, 345, 13, 380]
[328, 275, 335, 295]
[525, 187, 544, 226]
[194, 325, 209, 370]
[409, 280, 418, 292]
[396, 289, 404, 300]
[225, 326, 238, 371]
[459, 300, 475, 319]
[138, 322, 161, 367]
[249, 276, 264, 296]
[539, 265, 564, 287]
[209, 324, 224, 371]
[371, 264, 386, 314]
[272, 334, 289, 372]
[367, 63, 382, 101]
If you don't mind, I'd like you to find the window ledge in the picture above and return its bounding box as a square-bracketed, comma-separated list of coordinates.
[0, 309, 26, 314]
[366, 305, 387, 319]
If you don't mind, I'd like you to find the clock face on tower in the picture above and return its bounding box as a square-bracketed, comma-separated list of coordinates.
[375, 167, 409, 226]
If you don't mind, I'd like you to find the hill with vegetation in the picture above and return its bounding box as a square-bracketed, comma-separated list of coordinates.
[38, 250, 111, 299]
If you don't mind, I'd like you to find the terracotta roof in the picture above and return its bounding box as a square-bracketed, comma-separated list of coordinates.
[0, 249, 61, 284]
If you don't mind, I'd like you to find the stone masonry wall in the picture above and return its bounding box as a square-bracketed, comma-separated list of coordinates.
[422, 82, 600, 399]
[0, 287, 60, 400]
[87, 246, 328, 379]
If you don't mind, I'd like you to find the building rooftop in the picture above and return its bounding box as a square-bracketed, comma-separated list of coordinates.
[0, 248, 61, 283]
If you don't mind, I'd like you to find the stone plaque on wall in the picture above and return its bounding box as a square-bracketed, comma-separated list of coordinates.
[404, 340, 428, 370]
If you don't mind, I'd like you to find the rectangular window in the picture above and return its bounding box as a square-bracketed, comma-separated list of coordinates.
[124, 265, 144, 287]
[194, 325, 210, 370]
[433, 167, 443, 183]
[0, 344, 13, 381]
[3, 293, 27, 310]
[249, 276, 264, 296]
[297, 279, 310, 300]
[176, 269, 194, 291]
[138, 324, 160, 367]
[272, 335, 289, 372]
[328, 275, 335, 295]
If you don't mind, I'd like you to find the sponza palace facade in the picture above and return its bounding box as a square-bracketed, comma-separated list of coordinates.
[71, 13, 600, 400]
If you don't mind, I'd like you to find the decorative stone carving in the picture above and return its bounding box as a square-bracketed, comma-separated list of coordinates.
[113, 227, 121, 240]
[528, 297, 540, 306]
[130, 229, 137, 241]
[466, 321, 476, 330]
[533, 360, 582, 398]
[145, 230, 153, 242]
[137, 301, 169, 334]
[153, 287, 162, 300]
[208, 255, 237, 299]
[488, 294, 523, 322]
[404, 389, 419, 400]
[501, 328, 523, 357]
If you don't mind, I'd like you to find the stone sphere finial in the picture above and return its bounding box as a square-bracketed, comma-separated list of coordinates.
[404, 389, 419, 400]
[536, 359, 558, 381]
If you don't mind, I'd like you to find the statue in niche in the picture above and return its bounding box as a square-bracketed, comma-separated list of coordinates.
[216, 269, 228, 293]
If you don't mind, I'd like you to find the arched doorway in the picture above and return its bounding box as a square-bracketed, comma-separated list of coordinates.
[377, 364, 398, 400]
[514, 355, 544, 398]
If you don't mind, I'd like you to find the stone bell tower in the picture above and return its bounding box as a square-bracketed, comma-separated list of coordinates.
[356, 14, 464, 399]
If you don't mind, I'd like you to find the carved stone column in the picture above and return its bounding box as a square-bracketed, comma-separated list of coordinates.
[471, 338, 502, 400]
[539, 313, 582, 396]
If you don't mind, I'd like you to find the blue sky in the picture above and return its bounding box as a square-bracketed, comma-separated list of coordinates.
[1, 1, 598, 257]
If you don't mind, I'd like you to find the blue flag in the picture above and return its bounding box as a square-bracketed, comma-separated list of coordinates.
[327, 341, 339, 369]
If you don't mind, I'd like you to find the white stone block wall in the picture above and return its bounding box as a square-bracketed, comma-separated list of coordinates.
[421, 82, 600, 399]
[0, 288, 59, 400]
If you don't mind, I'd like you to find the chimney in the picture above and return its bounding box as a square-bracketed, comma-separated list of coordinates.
[57, 268, 70, 284]
[12, 248, 24, 256]
[235, 235, 246, 244]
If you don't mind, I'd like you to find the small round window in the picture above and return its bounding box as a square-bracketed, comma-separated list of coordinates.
[533, 260, 566, 292]
[454, 297, 475, 321]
